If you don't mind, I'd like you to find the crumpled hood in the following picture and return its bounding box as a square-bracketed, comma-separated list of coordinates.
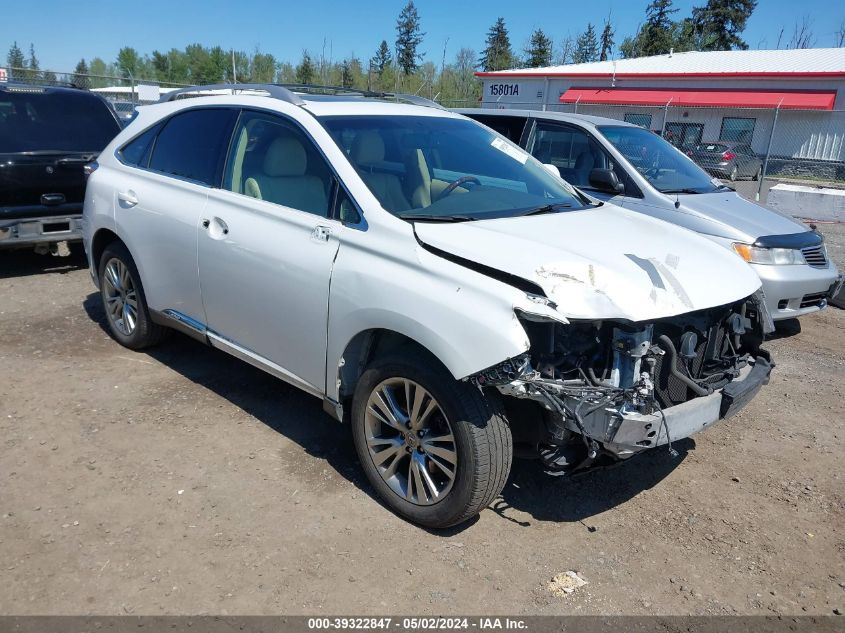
[677, 190, 807, 241]
[415, 205, 762, 322]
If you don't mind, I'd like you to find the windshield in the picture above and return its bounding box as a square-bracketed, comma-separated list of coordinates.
[321, 115, 593, 220]
[598, 125, 723, 194]
[0, 89, 120, 153]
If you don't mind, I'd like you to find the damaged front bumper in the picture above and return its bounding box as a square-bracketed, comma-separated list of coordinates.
[470, 294, 775, 468]
[599, 353, 772, 457]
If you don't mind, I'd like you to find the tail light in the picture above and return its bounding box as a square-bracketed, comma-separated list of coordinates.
[722, 151, 735, 161]
[83, 161, 99, 180]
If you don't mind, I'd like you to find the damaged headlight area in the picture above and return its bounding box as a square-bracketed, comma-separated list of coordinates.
[469, 296, 774, 474]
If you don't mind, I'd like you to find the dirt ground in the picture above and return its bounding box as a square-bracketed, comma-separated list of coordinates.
[1, 226, 843, 616]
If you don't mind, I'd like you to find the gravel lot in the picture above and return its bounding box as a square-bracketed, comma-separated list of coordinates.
[1, 226, 843, 616]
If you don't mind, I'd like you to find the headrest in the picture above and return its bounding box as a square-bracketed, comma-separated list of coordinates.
[350, 131, 385, 165]
[574, 151, 595, 170]
[263, 137, 307, 177]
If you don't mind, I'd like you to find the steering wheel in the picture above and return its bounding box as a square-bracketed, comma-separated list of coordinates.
[440, 175, 481, 198]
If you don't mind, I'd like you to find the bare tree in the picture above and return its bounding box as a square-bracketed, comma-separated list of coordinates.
[787, 15, 815, 49]
[836, 19, 845, 47]
[555, 34, 576, 65]
[775, 27, 784, 49]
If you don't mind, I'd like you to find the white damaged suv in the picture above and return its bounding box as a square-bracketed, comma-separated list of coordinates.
[83, 84, 774, 528]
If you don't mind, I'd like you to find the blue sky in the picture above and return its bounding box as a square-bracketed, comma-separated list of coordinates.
[4, 0, 843, 72]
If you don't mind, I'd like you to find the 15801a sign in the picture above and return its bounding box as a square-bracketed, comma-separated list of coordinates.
[488, 83, 520, 97]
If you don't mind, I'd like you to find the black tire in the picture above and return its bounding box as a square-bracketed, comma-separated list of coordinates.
[98, 241, 168, 349]
[351, 352, 512, 528]
[753, 167, 762, 181]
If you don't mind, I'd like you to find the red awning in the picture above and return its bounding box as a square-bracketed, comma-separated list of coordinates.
[559, 87, 837, 110]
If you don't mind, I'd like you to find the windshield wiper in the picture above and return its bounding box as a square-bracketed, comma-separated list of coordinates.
[660, 188, 705, 195]
[519, 203, 575, 216]
[400, 214, 477, 223]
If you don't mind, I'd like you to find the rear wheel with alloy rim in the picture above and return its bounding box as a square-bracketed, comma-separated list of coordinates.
[351, 353, 512, 528]
[98, 241, 168, 349]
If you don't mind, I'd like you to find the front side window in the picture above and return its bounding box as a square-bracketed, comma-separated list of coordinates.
[321, 115, 591, 221]
[720, 117, 755, 144]
[599, 125, 725, 194]
[223, 110, 333, 217]
[148, 108, 236, 186]
[0, 88, 119, 153]
[530, 122, 623, 190]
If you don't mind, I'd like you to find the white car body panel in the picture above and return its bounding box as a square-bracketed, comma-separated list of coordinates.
[414, 207, 762, 322]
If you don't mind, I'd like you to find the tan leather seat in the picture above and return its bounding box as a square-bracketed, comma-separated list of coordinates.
[404, 148, 432, 208]
[244, 137, 327, 215]
[350, 131, 410, 212]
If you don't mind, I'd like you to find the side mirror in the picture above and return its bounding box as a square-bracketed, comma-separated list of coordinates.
[542, 163, 561, 178]
[589, 168, 624, 194]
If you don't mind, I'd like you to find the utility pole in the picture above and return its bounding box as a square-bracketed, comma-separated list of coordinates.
[440, 36, 449, 103]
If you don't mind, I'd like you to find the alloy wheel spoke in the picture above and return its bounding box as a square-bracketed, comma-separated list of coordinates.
[371, 441, 405, 468]
[105, 263, 120, 291]
[415, 454, 441, 500]
[422, 442, 457, 467]
[367, 400, 405, 433]
[408, 384, 430, 429]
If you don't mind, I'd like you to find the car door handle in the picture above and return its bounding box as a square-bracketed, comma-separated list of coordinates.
[117, 190, 138, 207]
[312, 225, 331, 242]
[204, 217, 229, 239]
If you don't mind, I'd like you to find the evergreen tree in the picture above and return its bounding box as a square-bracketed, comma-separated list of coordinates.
[72, 58, 89, 87]
[524, 28, 553, 67]
[371, 40, 393, 76]
[42, 70, 57, 84]
[395, 0, 424, 75]
[692, 0, 757, 50]
[599, 16, 615, 61]
[479, 17, 514, 71]
[574, 24, 599, 63]
[295, 50, 315, 84]
[640, 0, 678, 55]
[341, 60, 353, 88]
[7, 42, 26, 80]
[26, 43, 41, 81]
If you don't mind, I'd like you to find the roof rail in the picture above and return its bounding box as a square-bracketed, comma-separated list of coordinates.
[275, 84, 445, 109]
[384, 93, 446, 110]
[160, 83, 305, 106]
[158, 82, 445, 110]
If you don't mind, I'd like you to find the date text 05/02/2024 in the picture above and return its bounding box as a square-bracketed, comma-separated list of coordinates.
[307, 618, 528, 630]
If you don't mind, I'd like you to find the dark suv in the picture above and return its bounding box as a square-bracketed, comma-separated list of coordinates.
[0, 83, 121, 251]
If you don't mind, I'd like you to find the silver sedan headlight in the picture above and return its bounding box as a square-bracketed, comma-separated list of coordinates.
[732, 243, 806, 265]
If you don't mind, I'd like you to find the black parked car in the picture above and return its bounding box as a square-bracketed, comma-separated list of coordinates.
[0, 83, 122, 252]
[687, 140, 763, 182]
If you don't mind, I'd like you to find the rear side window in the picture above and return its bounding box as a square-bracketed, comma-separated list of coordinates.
[118, 124, 161, 167]
[149, 108, 236, 186]
[0, 88, 120, 153]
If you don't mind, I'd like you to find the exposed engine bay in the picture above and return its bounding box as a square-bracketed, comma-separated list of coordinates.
[469, 295, 774, 474]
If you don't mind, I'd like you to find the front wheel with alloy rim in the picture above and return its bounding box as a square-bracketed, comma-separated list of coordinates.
[98, 241, 168, 349]
[351, 353, 512, 528]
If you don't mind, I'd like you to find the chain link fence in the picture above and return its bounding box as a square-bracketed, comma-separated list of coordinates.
[1, 66, 193, 107]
